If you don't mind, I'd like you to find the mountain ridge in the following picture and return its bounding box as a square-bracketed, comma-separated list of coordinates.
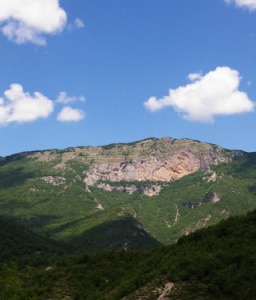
[1, 136, 249, 160]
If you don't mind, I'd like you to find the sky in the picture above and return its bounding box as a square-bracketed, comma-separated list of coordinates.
[0, 0, 256, 156]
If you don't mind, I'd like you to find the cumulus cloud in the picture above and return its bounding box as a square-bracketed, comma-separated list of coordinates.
[56, 91, 85, 104]
[144, 66, 255, 123]
[225, 0, 256, 11]
[0, 0, 83, 45]
[57, 106, 85, 122]
[0, 85, 86, 125]
[0, 83, 54, 125]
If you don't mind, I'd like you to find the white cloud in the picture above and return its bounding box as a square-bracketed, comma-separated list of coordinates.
[57, 106, 85, 122]
[75, 18, 85, 28]
[225, 0, 256, 11]
[187, 72, 202, 82]
[0, 83, 54, 125]
[67, 18, 85, 32]
[56, 91, 85, 104]
[74, 18, 85, 29]
[0, 0, 67, 45]
[144, 66, 255, 123]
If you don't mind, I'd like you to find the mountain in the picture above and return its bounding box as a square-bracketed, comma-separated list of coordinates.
[0, 137, 256, 251]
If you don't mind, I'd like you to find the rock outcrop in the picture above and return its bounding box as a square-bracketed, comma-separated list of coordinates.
[96, 182, 162, 196]
[41, 176, 66, 185]
[83, 138, 231, 195]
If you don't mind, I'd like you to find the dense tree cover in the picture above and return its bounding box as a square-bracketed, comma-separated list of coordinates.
[0, 147, 256, 251]
[0, 216, 68, 267]
[0, 144, 256, 298]
[67, 215, 162, 252]
[1, 209, 256, 299]
[164, 210, 256, 299]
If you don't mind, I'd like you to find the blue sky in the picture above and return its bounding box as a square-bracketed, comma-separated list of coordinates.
[0, 0, 256, 156]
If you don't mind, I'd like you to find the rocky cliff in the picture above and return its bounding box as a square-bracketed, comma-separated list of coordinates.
[83, 137, 232, 195]
[16, 137, 233, 196]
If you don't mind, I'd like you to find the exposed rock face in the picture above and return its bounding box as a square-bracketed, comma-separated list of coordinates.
[211, 192, 221, 203]
[96, 182, 162, 196]
[83, 138, 231, 195]
[41, 176, 66, 185]
[157, 282, 174, 300]
[85, 153, 200, 185]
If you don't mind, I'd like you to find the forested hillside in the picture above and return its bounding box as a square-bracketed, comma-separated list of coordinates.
[0, 138, 256, 298]
[1, 209, 256, 299]
[0, 138, 256, 251]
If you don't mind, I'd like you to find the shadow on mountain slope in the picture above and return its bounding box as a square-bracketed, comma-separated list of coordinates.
[229, 152, 256, 177]
[67, 215, 162, 252]
[0, 167, 36, 188]
[0, 216, 67, 267]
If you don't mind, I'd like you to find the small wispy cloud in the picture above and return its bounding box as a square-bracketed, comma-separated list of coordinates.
[55, 91, 86, 122]
[67, 18, 85, 31]
[187, 72, 202, 82]
[0, 83, 54, 125]
[56, 91, 85, 104]
[144, 66, 255, 123]
[74, 18, 85, 29]
[57, 106, 85, 122]
[225, 0, 256, 11]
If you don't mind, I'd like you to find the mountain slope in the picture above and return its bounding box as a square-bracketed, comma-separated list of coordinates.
[0, 216, 67, 266]
[0, 137, 255, 251]
[3, 209, 256, 299]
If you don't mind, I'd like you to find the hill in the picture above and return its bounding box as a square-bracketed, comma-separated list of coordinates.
[0, 215, 68, 267]
[0, 137, 255, 251]
[2, 208, 256, 299]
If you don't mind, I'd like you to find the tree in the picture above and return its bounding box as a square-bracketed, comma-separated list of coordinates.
[0, 263, 23, 300]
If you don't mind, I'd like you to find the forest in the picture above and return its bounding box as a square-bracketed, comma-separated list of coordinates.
[1, 209, 256, 299]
